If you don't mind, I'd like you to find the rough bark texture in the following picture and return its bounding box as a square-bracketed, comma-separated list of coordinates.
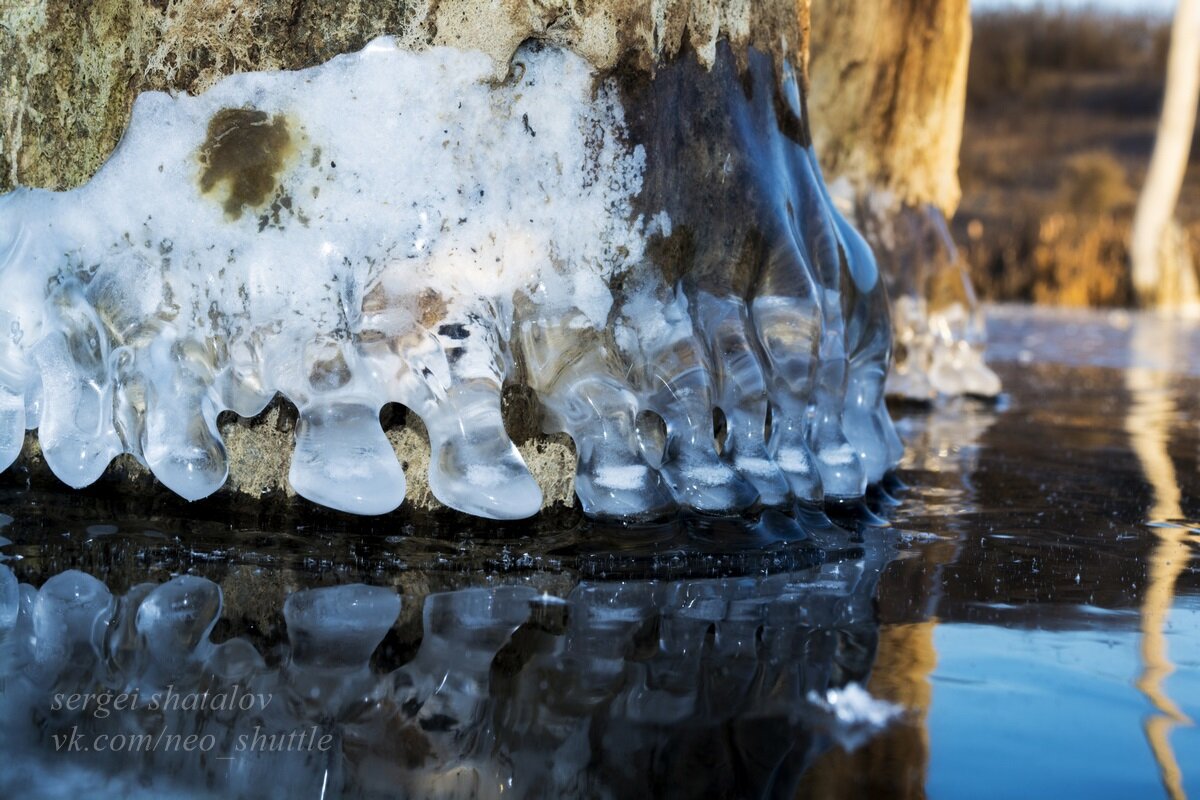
[806, 0, 1002, 403]
[0, 0, 805, 193]
[807, 0, 971, 216]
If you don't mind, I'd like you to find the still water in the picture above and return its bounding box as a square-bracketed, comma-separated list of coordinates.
[0, 303, 1198, 798]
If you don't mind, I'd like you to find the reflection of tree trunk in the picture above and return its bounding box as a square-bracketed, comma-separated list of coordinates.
[795, 622, 937, 799]
[1124, 320, 1194, 800]
[1131, 0, 1200, 307]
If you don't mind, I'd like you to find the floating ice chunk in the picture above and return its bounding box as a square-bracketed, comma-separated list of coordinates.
[929, 330, 1004, 399]
[855, 201, 1002, 402]
[284, 584, 400, 670]
[807, 682, 904, 751]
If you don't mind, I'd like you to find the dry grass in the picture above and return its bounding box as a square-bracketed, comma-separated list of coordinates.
[955, 6, 1200, 307]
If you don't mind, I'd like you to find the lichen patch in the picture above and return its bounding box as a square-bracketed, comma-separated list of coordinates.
[197, 107, 296, 220]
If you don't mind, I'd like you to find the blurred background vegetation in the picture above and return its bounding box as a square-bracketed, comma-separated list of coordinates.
[955, 5, 1200, 306]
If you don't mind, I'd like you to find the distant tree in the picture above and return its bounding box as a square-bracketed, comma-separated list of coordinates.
[1131, 0, 1200, 306]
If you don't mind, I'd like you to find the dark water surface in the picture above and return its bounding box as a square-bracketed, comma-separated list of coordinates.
[1, 303, 1198, 798]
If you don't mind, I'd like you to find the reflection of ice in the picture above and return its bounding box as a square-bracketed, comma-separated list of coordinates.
[31, 570, 113, 685]
[0, 544, 900, 798]
[136, 576, 221, 684]
[0, 564, 16, 631]
[894, 396, 999, 529]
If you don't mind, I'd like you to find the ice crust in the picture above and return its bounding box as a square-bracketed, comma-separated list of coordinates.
[0, 37, 902, 519]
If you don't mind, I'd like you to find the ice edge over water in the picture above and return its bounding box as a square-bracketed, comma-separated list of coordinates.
[0, 38, 902, 520]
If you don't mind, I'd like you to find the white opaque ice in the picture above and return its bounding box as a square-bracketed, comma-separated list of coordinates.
[0, 41, 646, 518]
[0, 35, 909, 521]
[0, 386, 22, 473]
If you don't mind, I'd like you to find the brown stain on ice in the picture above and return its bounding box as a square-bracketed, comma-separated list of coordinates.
[197, 107, 296, 220]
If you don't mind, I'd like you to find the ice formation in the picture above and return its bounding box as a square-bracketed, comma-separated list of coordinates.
[0, 37, 902, 519]
[0, 552, 895, 798]
[841, 191, 1002, 401]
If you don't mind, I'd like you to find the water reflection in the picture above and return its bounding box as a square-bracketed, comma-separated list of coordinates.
[2, 306, 1200, 797]
[1126, 318, 1198, 800]
[798, 396, 997, 797]
[0, 535, 900, 799]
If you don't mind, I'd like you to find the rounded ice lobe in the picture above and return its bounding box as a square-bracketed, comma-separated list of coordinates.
[135, 575, 222, 673]
[288, 401, 406, 515]
[283, 584, 400, 670]
[0, 37, 904, 521]
[32, 570, 113, 673]
[0, 564, 17, 632]
[394, 587, 535, 728]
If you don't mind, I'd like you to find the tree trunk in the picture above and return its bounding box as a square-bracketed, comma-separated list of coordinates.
[1131, 0, 1200, 307]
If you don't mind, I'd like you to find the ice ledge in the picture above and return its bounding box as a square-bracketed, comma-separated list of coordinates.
[6, 398, 582, 518]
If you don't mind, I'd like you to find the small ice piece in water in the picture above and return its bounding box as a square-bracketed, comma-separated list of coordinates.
[807, 681, 904, 751]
